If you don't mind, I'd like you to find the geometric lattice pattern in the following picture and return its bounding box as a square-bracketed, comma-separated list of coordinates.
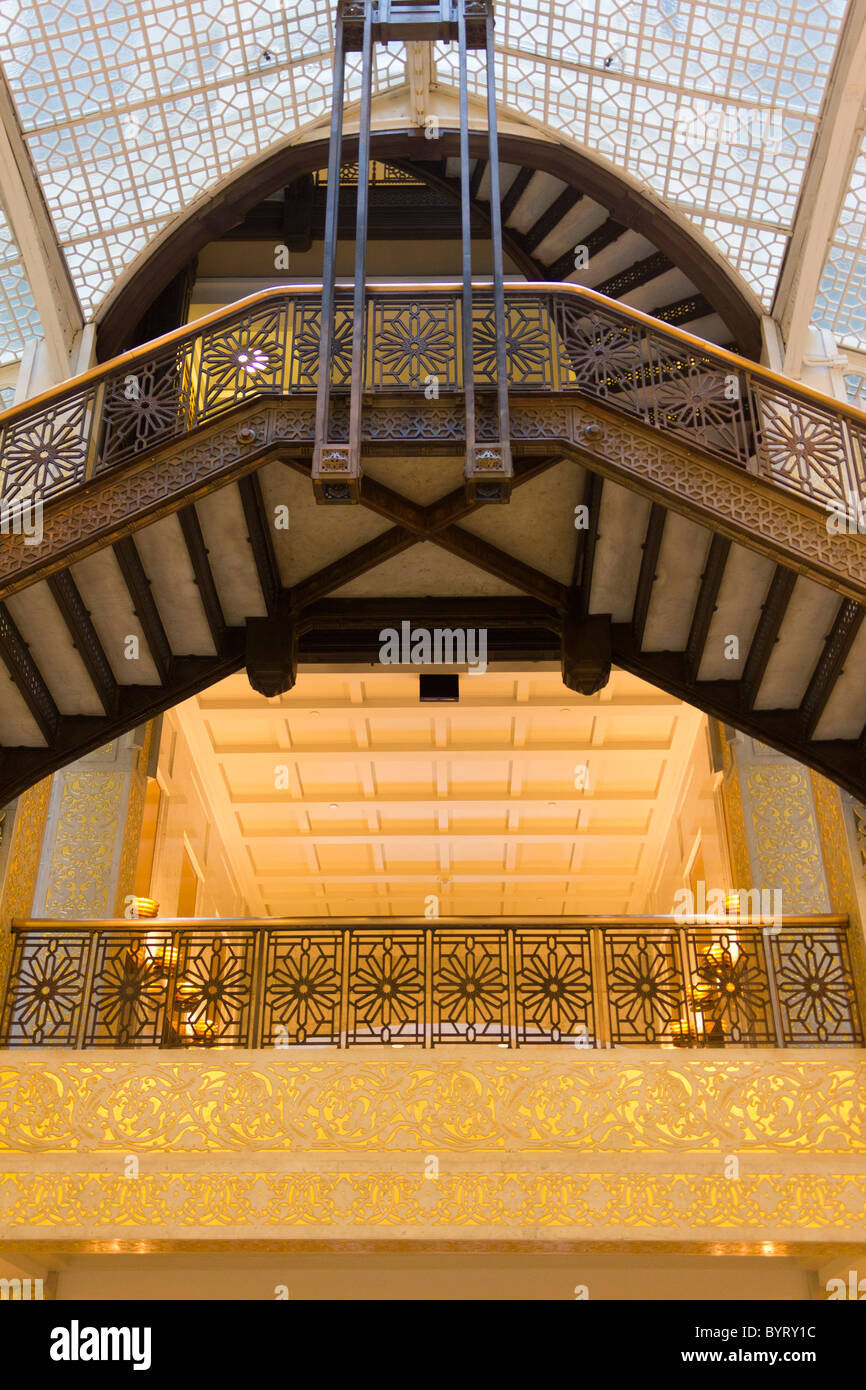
[1, 919, 860, 1049]
[0, 0, 854, 351]
[435, 1, 846, 303]
[815, 134, 866, 353]
[0, 199, 41, 366]
[0, 1, 405, 317]
[3, 284, 866, 512]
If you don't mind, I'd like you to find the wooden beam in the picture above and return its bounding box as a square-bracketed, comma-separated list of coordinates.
[632, 503, 666, 648]
[0, 603, 60, 744]
[685, 533, 731, 682]
[562, 602, 611, 695]
[572, 470, 604, 614]
[500, 165, 534, 224]
[47, 569, 117, 716]
[113, 536, 172, 684]
[238, 472, 280, 616]
[354, 453, 564, 537]
[653, 293, 713, 327]
[740, 566, 796, 712]
[0, 640, 246, 805]
[610, 627, 866, 801]
[800, 597, 865, 738]
[521, 185, 583, 255]
[246, 604, 298, 698]
[296, 596, 557, 632]
[177, 505, 228, 653]
[595, 250, 674, 300]
[421, 455, 563, 532]
[289, 527, 418, 609]
[433, 525, 567, 609]
[547, 217, 627, 280]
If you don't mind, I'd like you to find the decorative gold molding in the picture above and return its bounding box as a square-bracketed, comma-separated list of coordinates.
[722, 761, 752, 888]
[812, 770, 866, 1024]
[0, 777, 51, 996]
[1, 1054, 863, 1155]
[743, 764, 829, 913]
[2, 1053, 863, 1239]
[42, 768, 126, 920]
[1, 1171, 863, 1236]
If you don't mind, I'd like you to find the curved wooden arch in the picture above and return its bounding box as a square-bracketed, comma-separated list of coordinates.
[96, 130, 763, 362]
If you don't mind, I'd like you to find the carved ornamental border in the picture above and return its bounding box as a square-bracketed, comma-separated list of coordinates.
[0, 1053, 864, 1239]
[1, 397, 866, 607]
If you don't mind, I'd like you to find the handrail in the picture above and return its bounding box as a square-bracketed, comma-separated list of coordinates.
[1, 280, 865, 515]
[2, 280, 866, 433]
[2, 913, 860, 1049]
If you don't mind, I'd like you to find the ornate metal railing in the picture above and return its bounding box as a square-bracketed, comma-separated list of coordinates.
[1, 283, 866, 512]
[1, 915, 860, 1049]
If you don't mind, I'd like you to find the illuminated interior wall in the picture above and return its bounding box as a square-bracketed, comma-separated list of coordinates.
[148, 705, 247, 919]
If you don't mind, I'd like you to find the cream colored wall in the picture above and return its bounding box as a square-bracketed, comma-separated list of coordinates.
[649, 724, 732, 913]
[149, 705, 247, 918]
[54, 1252, 812, 1302]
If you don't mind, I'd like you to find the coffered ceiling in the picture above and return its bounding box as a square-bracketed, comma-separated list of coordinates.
[166, 665, 718, 917]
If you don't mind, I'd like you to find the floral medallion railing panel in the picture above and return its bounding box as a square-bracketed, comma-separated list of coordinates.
[1, 285, 865, 514]
[1, 917, 860, 1050]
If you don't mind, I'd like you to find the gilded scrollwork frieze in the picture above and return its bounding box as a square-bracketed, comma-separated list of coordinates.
[0, 1056, 864, 1155]
[0, 1171, 863, 1233]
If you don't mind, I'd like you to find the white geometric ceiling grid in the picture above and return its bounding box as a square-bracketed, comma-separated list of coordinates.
[0, 0, 861, 357]
[815, 132, 866, 350]
[0, 195, 41, 365]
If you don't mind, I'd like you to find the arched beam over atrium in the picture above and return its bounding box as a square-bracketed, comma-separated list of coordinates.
[94, 114, 764, 362]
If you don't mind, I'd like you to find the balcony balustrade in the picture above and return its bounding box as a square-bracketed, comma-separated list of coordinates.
[1, 283, 864, 514]
[1, 914, 860, 1050]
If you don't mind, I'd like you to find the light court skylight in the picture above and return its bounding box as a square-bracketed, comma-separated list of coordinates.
[0, 2, 861, 360]
[815, 133, 866, 352]
[0, 195, 40, 365]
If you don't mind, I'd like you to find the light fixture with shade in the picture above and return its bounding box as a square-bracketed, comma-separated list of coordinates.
[129, 896, 158, 919]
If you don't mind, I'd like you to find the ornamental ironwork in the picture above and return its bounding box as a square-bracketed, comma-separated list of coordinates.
[1, 917, 860, 1050]
[2, 285, 864, 512]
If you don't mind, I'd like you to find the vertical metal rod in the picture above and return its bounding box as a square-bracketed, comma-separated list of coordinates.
[678, 927, 700, 1045]
[457, 1, 475, 463]
[763, 928, 787, 1048]
[485, 6, 509, 449]
[339, 926, 352, 1047]
[315, 11, 347, 454]
[349, 7, 375, 466]
[506, 924, 518, 1047]
[424, 924, 433, 1048]
[249, 926, 268, 1048]
[590, 926, 611, 1047]
[74, 931, 98, 1049]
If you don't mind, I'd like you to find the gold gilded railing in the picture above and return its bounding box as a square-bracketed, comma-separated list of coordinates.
[1, 282, 866, 512]
[1, 914, 860, 1049]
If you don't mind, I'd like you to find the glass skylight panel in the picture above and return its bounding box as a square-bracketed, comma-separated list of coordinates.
[0, 199, 41, 366]
[815, 136, 866, 352]
[0, 0, 856, 336]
